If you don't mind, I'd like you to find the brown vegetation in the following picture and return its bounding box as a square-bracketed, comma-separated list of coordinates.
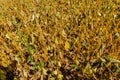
[0, 0, 120, 80]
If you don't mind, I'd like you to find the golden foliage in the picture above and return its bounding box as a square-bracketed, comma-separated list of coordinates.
[0, 0, 120, 79]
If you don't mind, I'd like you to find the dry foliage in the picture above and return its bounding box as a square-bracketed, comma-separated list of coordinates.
[0, 0, 120, 80]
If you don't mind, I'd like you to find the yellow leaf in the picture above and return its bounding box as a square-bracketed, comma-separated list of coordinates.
[64, 41, 70, 51]
[5, 33, 10, 39]
[60, 29, 66, 37]
[55, 37, 58, 44]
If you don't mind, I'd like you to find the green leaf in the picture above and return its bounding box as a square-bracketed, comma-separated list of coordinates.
[29, 49, 34, 54]
[28, 46, 35, 54]
[27, 56, 33, 63]
[13, 20, 17, 26]
[12, 18, 18, 27]
[32, 65, 37, 70]
[39, 62, 45, 68]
